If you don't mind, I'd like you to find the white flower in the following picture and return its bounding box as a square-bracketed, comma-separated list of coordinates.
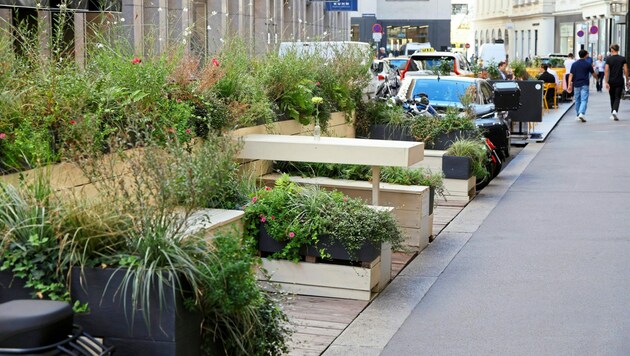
[182, 38, 187, 44]
[113, 21, 117, 25]
[96, 43, 104, 48]
[120, 17, 125, 22]
[298, 18, 302, 23]
[211, 10, 217, 16]
[59, 3, 66, 10]
[219, 38, 224, 43]
[183, 7, 188, 12]
[159, 37, 163, 41]
[158, 7, 162, 11]
[207, 25, 211, 30]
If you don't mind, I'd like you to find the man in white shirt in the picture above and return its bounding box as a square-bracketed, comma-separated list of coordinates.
[563, 53, 576, 99]
[547, 66, 560, 86]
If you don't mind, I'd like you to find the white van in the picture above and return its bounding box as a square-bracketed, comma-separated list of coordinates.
[278, 41, 371, 60]
[399, 42, 432, 57]
[478, 42, 507, 67]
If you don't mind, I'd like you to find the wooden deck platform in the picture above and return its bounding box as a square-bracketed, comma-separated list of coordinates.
[282, 200, 468, 355]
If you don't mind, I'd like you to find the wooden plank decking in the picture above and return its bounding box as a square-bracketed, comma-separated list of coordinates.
[282, 200, 468, 355]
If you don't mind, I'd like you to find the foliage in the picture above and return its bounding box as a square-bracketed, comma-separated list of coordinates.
[274, 161, 445, 198]
[446, 138, 489, 179]
[510, 60, 530, 80]
[486, 61, 501, 80]
[549, 58, 564, 68]
[408, 107, 479, 147]
[0, 16, 370, 175]
[355, 100, 406, 135]
[243, 175, 404, 262]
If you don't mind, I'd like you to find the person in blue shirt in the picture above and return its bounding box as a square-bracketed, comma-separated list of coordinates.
[568, 50, 597, 122]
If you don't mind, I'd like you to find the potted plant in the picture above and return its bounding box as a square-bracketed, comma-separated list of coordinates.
[243, 175, 404, 263]
[444, 139, 489, 181]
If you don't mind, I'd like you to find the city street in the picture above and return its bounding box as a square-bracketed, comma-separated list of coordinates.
[326, 88, 630, 355]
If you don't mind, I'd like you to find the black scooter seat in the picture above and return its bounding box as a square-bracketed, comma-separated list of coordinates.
[0, 299, 73, 348]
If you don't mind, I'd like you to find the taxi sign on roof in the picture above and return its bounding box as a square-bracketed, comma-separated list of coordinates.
[420, 47, 435, 52]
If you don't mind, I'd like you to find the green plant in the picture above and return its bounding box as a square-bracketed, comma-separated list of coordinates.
[243, 175, 404, 262]
[510, 60, 529, 80]
[446, 138, 489, 179]
[486, 61, 500, 80]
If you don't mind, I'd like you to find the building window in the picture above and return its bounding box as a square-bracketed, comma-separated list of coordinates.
[559, 22, 574, 55]
[452, 4, 468, 15]
[351, 24, 359, 42]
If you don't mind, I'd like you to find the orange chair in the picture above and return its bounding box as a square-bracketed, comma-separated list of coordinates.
[542, 83, 557, 110]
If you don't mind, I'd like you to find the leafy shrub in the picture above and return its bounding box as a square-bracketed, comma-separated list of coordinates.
[243, 175, 404, 262]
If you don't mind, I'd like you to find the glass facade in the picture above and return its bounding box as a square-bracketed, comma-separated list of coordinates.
[386, 25, 429, 53]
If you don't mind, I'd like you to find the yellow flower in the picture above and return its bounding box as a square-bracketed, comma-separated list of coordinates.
[311, 96, 324, 104]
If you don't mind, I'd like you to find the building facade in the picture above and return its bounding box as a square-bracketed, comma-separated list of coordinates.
[473, 0, 628, 62]
[349, 0, 451, 54]
[0, 0, 351, 61]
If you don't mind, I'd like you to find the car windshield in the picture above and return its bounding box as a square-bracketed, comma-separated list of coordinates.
[409, 79, 476, 107]
[408, 56, 454, 72]
[388, 59, 408, 70]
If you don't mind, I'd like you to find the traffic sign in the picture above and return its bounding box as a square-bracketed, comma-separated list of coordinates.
[372, 32, 382, 42]
[372, 23, 382, 33]
[465, 43, 470, 49]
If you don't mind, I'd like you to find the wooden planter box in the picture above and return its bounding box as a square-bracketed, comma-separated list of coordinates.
[442, 155, 473, 179]
[259, 256, 381, 301]
[71, 267, 201, 356]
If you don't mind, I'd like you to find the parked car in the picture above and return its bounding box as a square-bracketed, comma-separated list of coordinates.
[397, 76, 511, 160]
[400, 51, 474, 79]
[370, 57, 409, 99]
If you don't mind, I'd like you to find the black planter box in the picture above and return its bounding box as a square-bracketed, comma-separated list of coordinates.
[442, 155, 473, 179]
[70, 267, 201, 356]
[304, 235, 380, 263]
[368, 125, 415, 141]
[0, 271, 33, 303]
[259, 226, 379, 263]
[429, 130, 477, 150]
[429, 186, 435, 216]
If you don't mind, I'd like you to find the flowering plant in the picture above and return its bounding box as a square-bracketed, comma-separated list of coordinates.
[243, 175, 404, 262]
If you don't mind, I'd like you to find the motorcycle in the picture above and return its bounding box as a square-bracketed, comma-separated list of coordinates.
[0, 299, 114, 355]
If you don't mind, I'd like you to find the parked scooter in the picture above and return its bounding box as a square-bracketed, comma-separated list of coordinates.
[0, 299, 114, 355]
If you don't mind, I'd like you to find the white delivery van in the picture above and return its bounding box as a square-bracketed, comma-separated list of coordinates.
[278, 41, 371, 60]
[478, 42, 507, 67]
[399, 42, 432, 57]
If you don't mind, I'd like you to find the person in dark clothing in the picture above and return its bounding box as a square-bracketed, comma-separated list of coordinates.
[604, 43, 629, 121]
[568, 49, 597, 122]
[538, 64, 556, 107]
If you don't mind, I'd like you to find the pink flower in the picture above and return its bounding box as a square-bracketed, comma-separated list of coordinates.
[316, 82, 320, 86]
[252, 196, 257, 203]
[288, 232, 295, 238]
[343, 197, 348, 202]
[260, 216, 267, 223]
[131, 57, 142, 64]
[69, 119, 76, 125]
[177, 99, 182, 103]
[185, 129, 191, 135]
[265, 186, 271, 191]
[271, 216, 275, 220]
[0, 133, 5, 140]
[168, 127, 175, 133]
[212, 58, 220, 67]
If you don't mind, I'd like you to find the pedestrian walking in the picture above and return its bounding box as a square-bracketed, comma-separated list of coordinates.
[594, 54, 605, 92]
[568, 49, 597, 122]
[604, 44, 629, 121]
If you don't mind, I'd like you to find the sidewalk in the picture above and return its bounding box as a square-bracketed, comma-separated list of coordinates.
[324, 89, 630, 354]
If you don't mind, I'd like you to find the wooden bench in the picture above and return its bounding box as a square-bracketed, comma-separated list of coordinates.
[236, 134, 424, 292]
[261, 174, 433, 252]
